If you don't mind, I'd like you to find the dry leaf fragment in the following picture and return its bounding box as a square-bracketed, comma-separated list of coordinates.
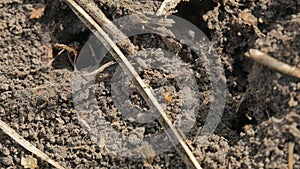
[29, 6, 45, 19]
[164, 91, 173, 103]
[21, 155, 38, 169]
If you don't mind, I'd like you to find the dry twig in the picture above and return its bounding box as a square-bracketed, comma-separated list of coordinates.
[63, 0, 202, 168]
[0, 119, 65, 169]
[246, 49, 300, 79]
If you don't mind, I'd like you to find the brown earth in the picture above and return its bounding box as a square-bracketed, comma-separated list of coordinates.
[0, 0, 299, 168]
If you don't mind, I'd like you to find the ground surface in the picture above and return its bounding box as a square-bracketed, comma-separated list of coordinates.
[0, 0, 299, 168]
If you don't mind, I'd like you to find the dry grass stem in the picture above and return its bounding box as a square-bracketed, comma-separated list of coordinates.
[74, 0, 136, 54]
[288, 142, 295, 169]
[63, 0, 202, 168]
[246, 49, 300, 79]
[0, 119, 65, 169]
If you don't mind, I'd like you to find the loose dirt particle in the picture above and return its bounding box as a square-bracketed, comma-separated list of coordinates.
[29, 6, 45, 20]
[238, 9, 257, 26]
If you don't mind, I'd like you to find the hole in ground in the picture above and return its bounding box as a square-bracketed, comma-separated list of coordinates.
[175, 0, 217, 39]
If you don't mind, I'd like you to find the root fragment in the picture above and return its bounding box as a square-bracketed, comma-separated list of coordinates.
[84, 61, 116, 76]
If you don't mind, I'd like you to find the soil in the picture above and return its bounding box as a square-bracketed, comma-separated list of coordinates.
[0, 0, 299, 168]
